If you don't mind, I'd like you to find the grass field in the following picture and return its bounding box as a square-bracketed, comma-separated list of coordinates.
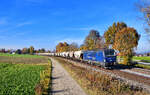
[0, 53, 49, 64]
[133, 56, 150, 63]
[135, 64, 150, 69]
[0, 53, 44, 58]
[54, 57, 148, 95]
[0, 53, 52, 95]
[0, 63, 47, 95]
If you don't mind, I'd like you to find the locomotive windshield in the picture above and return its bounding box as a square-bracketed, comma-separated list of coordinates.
[104, 49, 115, 57]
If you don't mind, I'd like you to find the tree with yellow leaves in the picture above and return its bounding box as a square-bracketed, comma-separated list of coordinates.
[29, 46, 34, 55]
[114, 27, 140, 65]
[104, 22, 140, 65]
[82, 30, 104, 50]
[56, 42, 70, 52]
[104, 22, 127, 48]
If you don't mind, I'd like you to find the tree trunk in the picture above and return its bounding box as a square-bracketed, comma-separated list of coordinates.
[123, 55, 132, 65]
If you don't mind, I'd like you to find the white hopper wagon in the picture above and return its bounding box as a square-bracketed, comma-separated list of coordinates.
[57, 53, 60, 56]
[74, 50, 84, 60]
[51, 53, 55, 56]
[60, 52, 63, 57]
[62, 52, 66, 57]
[69, 51, 74, 58]
[64, 52, 69, 57]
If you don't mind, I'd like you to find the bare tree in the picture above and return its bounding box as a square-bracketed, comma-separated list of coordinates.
[137, 0, 150, 34]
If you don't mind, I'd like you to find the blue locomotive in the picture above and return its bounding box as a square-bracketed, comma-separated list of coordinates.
[83, 49, 116, 68]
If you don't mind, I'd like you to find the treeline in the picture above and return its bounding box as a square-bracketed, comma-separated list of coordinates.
[0, 46, 50, 55]
[16, 46, 48, 54]
[56, 42, 78, 52]
[56, 30, 105, 52]
[56, 22, 140, 65]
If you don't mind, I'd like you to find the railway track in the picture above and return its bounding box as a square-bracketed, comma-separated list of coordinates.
[55, 57, 150, 92]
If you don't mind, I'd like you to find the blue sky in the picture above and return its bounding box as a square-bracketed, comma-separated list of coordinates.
[0, 0, 149, 53]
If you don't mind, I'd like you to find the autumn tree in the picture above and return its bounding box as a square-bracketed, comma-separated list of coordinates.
[29, 46, 34, 55]
[104, 22, 140, 65]
[56, 42, 68, 52]
[82, 30, 104, 50]
[56, 42, 64, 52]
[68, 43, 78, 51]
[56, 42, 79, 52]
[113, 27, 140, 65]
[62, 42, 69, 51]
[104, 22, 127, 48]
[22, 48, 28, 54]
[85, 39, 95, 50]
[79, 45, 88, 50]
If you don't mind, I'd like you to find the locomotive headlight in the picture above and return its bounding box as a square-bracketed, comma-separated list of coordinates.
[104, 59, 106, 62]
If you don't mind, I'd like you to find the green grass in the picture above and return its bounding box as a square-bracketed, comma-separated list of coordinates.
[117, 56, 150, 69]
[133, 56, 150, 62]
[0, 53, 52, 95]
[0, 63, 47, 95]
[0, 53, 44, 58]
[135, 64, 150, 70]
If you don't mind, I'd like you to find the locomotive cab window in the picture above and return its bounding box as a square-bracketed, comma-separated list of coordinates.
[104, 49, 115, 57]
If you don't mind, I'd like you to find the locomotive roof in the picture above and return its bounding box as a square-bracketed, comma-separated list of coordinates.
[84, 49, 114, 52]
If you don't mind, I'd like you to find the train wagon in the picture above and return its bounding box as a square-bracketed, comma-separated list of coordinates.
[64, 52, 69, 58]
[83, 49, 116, 68]
[74, 51, 85, 60]
[69, 51, 74, 58]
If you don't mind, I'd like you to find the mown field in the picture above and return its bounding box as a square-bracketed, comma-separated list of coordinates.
[0, 53, 44, 58]
[133, 56, 150, 63]
[117, 56, 150, 69]
[0, 53, 52, 95]
[54, 57, 149, 95]
[0, 53, 48, 64]
[135, 64, 150, 69]
[132, 56, 150, 69]
[118, 56, 150, 63]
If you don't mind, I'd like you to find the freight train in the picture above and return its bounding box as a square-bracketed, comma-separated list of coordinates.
[48, 49, 117, 68]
